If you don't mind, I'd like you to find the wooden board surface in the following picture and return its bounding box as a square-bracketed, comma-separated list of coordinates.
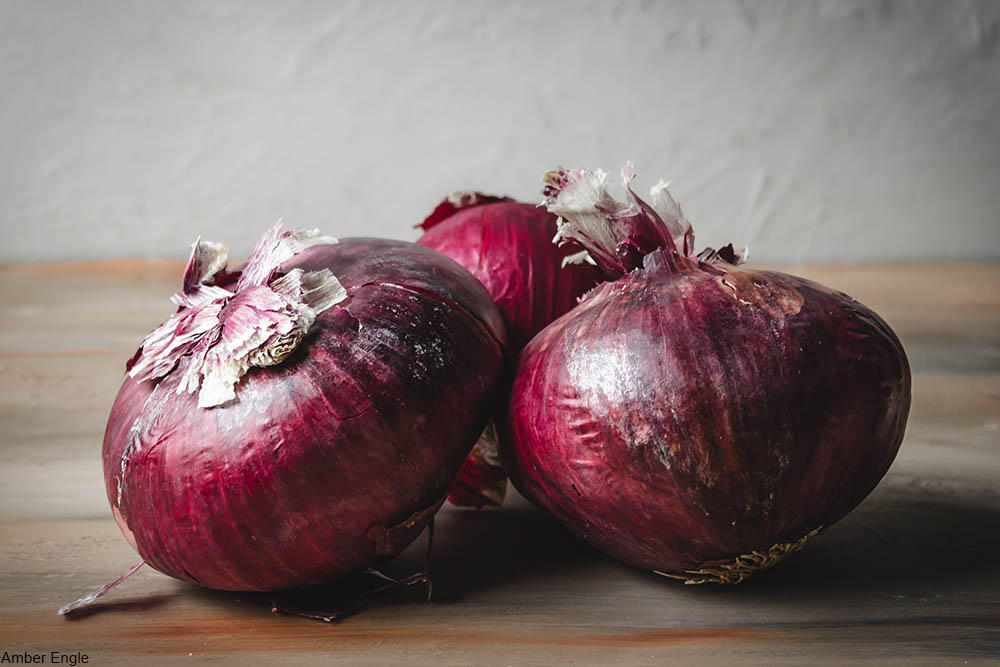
[1, 261, 998, 665]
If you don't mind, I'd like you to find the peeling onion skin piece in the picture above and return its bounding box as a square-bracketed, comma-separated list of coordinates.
[445, 423, 507, 508]
[417, 196, 603, 508]
[104, 238, 506, 591]
[502, 166, 910, 580]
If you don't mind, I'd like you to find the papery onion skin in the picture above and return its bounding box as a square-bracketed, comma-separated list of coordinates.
[104, 237, 506, 591]
[503, 167, 910, 580]
[417, 197, 602, 352]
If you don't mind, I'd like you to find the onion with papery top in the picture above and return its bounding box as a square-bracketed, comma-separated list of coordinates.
[503, 166, 910, 583]
[101, 223, 506, 592]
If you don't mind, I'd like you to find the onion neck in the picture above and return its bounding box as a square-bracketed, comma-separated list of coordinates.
[127, 222, 346, 408]
[542, 164, 746, 279]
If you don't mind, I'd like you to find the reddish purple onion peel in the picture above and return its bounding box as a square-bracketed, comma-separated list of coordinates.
[503, 166, 910, 583]
[100, 223, 506, 592]
[58, 561, 146, 616]
[417, 193, 602, 507]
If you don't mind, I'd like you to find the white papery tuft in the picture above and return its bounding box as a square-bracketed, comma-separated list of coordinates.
[128, 222, 345, 408]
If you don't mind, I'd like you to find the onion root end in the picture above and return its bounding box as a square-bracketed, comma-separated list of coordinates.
[655, 526, 824, 585]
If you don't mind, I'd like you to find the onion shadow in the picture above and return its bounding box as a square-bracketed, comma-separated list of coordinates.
[654, 481, 1000, 598]
[182, 476, 1000, 626]
[411, 496, 603, 603]
[416, 480, 1000, 604]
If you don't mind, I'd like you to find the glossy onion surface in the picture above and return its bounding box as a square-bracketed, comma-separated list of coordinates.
[505, 254, 910, 577]
[104, 238, 506, 591]
[418, 199, 601, 352]
[417, 197, 602, 507]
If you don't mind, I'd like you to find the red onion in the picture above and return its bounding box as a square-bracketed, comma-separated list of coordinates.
[416, 193, 602, 506]
[503, 166, 910, 583]
[417, 193, 604, 350]
[102, 223, 506, 591]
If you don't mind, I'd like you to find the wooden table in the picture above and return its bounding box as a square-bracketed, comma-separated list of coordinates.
[1, 261, 998, 665]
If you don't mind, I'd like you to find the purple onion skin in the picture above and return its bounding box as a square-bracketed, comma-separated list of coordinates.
[504, 255, 910, 575]
[416, 199, 602, 507]
[104, 238, 506, 591]
[417, 201, 602, 352]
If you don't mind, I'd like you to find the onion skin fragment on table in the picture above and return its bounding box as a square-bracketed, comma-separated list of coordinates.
[101, 224, 507, 592]
[502, 165, 911, 581]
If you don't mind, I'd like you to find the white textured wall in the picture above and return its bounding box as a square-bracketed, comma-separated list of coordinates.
[1, 0, 998, 263]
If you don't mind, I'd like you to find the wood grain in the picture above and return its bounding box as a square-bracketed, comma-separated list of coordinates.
[1, 261, 998, 665]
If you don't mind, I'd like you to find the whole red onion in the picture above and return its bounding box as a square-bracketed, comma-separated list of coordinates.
[103, 223, 506, 591]
[503, 166, 910, 583]
[416, 193, 602, 506]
